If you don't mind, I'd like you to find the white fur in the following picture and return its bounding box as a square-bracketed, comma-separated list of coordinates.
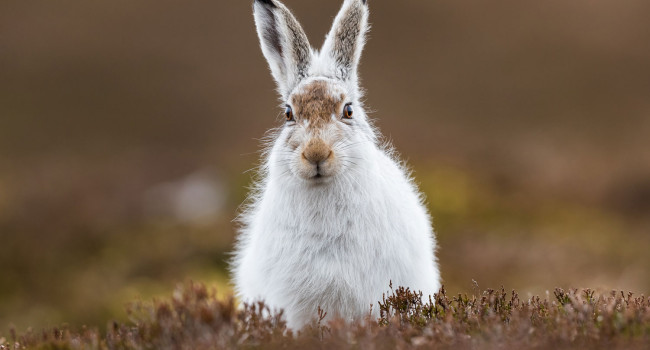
[232, 0, 440, 329]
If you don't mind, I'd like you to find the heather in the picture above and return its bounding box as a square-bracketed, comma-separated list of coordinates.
[2, 282, 648, 349]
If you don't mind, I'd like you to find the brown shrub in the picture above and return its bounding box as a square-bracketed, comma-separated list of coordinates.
[2, 282, 648, 349]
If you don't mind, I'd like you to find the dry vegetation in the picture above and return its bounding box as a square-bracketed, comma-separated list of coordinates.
[1, 282, 648, 349]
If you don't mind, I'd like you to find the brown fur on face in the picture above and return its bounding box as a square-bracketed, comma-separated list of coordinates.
[290, 81, 345, 130]
[302, 137, 332, 164]
[288, 80, 346, 179]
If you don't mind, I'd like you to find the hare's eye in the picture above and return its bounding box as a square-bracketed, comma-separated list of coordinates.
[285, 106, 294, 121]
[343, 104, 353, 119]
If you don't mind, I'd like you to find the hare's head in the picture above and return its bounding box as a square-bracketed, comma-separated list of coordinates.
[254, 0, 375, 183]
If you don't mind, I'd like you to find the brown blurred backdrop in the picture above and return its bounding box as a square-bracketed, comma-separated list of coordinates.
[1, 0, 649, 332]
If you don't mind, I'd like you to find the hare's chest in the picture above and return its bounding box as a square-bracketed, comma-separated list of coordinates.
[260, 225, 386, 289]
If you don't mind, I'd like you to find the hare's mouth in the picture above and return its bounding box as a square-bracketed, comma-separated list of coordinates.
[314, 164, 325, 178]
[305, 170, 333, 184]
[294, 154, 338, 182]
[307, 174, 332, 185]
[310, 172, 329, 181]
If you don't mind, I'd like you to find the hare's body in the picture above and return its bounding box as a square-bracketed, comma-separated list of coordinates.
[235, 137, 439, 327]
[232, 0, 440, 329]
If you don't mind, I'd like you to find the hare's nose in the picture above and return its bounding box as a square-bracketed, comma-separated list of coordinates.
[302, 139, 332, 165]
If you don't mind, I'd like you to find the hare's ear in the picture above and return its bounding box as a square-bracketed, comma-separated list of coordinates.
[253, 0, 312, 99]
[321, 0, 369, 83]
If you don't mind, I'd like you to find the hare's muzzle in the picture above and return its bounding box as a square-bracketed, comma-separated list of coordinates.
[302, 138, 332, 165]
[301, 138, 335, 178]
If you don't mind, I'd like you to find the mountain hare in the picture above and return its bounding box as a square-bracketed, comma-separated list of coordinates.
[232, 0, 440, 329]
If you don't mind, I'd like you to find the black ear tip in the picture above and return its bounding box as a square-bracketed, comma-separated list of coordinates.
[362, 0, 367, 4]
[255, 0, 277, 8]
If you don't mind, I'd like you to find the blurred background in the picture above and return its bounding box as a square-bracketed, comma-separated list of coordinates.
[1, 0, 649, 332]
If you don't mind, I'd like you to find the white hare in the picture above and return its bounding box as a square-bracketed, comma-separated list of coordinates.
[232, 0, 440, 329]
